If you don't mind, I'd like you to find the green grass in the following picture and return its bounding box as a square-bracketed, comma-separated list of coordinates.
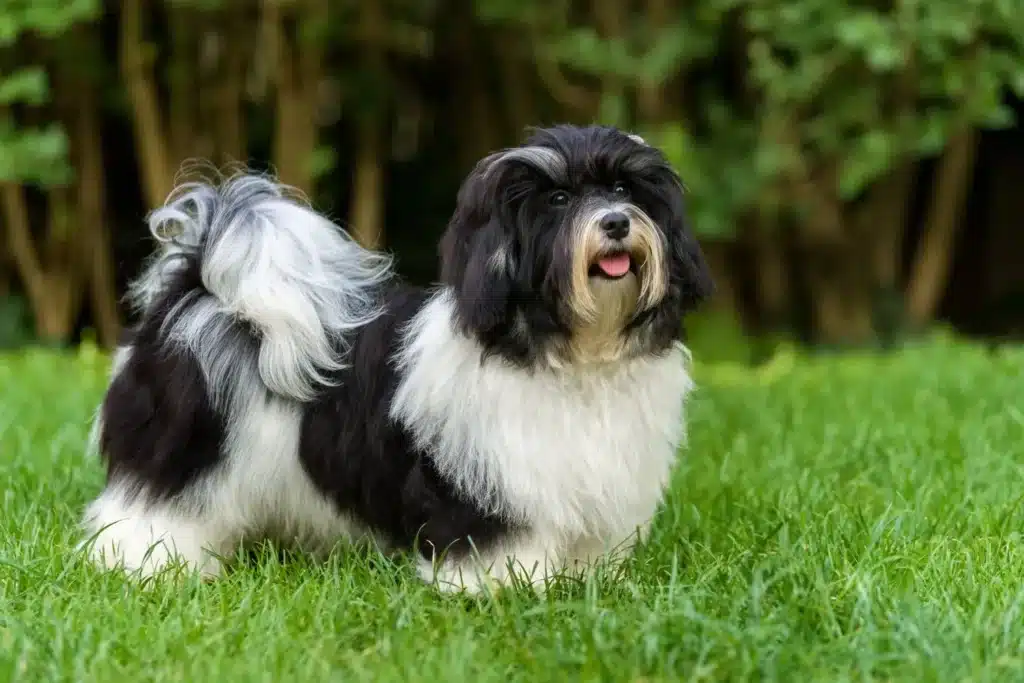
[3, 337, 1024, 682]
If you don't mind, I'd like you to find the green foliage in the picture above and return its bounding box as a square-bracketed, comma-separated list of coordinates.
[476, 0, 1024, 239]
[0, 118, 71, 185]
[0, 0, 97, 44]
[643, 115, 762, 239]
[306, 145, 338, 185]
[745, 0, 1024, 206]
[0, 66, 48, 104]
[0, 0, 99, 186]
[550, 22, 717, 86]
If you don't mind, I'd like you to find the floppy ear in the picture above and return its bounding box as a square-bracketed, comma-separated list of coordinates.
[456, 222, 516, 336]
[439, 152, 518, 336]
[674, 228, 715, 313]
[659, 175, 715, 314]
[440, 145, 565, 283]
[440, 143, 565, 334]
[439, 151, 508, 287]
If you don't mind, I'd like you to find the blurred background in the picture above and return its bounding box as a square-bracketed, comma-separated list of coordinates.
[1, 0, 1023, 363]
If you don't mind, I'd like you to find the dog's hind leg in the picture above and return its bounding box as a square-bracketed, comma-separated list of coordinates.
[80, 480, 238, 581]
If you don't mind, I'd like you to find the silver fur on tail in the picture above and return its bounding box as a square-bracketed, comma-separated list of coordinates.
[130, 172, 394, 402]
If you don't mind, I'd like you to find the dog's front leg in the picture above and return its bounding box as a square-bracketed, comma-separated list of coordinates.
[416, 531, 564, 595]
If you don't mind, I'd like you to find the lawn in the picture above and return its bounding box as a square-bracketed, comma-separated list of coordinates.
[3, 337, 1024, 682]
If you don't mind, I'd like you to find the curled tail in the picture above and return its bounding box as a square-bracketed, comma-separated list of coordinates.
[130, 171, 393, 402]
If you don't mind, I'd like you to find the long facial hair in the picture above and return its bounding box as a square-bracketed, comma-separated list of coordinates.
[563, 200, 668, 365]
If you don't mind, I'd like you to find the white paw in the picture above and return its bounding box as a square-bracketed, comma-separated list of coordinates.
[416, 538, 561, 594]
[80, 484, 229, 581]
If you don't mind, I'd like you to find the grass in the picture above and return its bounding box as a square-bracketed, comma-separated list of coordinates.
[3, 337, 1024, 682]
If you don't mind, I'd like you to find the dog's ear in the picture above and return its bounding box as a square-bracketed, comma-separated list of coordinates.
[439, 151, 506, 287]
[440, 144, 564, 285]
[668, 187, 715, 313]
[640, 162, 714, 314]
[438, 152, 519, 336]
[440, 144, 566, 335]
[455, 222, 516, 336]
[674, 227, 715, 313]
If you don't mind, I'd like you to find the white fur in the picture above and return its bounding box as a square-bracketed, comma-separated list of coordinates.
[81, 361, 372, 578]
[393, 290, 693, 591]
[133, 174, 393, 402]
[417, 533, 560, 594]
[416, 529, 633, 594]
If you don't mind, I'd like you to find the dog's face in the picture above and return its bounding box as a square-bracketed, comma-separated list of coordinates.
[439, 124, 714, 367]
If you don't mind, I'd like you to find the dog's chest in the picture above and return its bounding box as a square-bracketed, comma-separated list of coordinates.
[390, 295, 694, 538]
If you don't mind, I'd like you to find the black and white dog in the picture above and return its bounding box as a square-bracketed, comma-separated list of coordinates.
[81, 124, 713, 593]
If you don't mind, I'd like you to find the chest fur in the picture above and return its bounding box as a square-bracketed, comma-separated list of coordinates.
[390, 292, 694, 538]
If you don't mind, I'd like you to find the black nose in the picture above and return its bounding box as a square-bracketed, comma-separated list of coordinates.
[600, 212, 630, 240]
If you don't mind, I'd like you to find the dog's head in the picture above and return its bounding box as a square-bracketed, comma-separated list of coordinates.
[439, 124, 714, 367]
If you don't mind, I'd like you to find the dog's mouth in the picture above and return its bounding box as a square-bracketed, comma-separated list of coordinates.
[588, 251, 636, 280]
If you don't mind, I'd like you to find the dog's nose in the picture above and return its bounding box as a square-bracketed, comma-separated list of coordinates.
[600, 212, 630, 240]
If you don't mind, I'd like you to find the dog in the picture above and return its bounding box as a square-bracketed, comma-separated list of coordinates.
[80, 124, 714, 593]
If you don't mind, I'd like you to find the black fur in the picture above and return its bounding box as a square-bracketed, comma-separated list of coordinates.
[297, 283, 513, 560]
[100, 262, 228, 504]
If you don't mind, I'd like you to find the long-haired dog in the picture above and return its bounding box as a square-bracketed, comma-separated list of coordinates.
[80, 124, 714, 593]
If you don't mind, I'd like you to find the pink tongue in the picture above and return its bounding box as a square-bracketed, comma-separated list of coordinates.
[597, 252, 631, 277]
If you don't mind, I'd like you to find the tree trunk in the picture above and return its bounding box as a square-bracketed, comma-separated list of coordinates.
[266, 0, 324, 195]
[496, 32, 536, 140]
[349, 117, 385, 250]
[798, 218, 874, 345]
[702, 240, 739, 315]
[217, 4, 250, 164]
[862, 163, 916, 291]
[815, 237, 875, 346]
[345, 0, 388, 248]
[38, 188, 81, 343]
[788, 159, 875, 344]
[848, 163, 917, 343]
[803, 246, 860, 345]
[168, 5, 204, 164]
[637, 0, 670, 121]
[591, 0, 627, 125]
[1, 183, 47, 324]
[751, 220, 790, 331]
[121, 0, 175, 208]
[1, 182, 80, 344]
[74, 81, 121, 348]
[841, 250, 875, 343]
[449, 0, 498, 167]
[905, 128, 978, 327]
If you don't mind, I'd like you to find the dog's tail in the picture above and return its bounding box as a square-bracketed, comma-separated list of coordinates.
[129, 170, 393, 402]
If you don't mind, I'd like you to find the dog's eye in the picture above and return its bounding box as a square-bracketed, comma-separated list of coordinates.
[612, 181, 630, 198]
[549, 190, 571, 207]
